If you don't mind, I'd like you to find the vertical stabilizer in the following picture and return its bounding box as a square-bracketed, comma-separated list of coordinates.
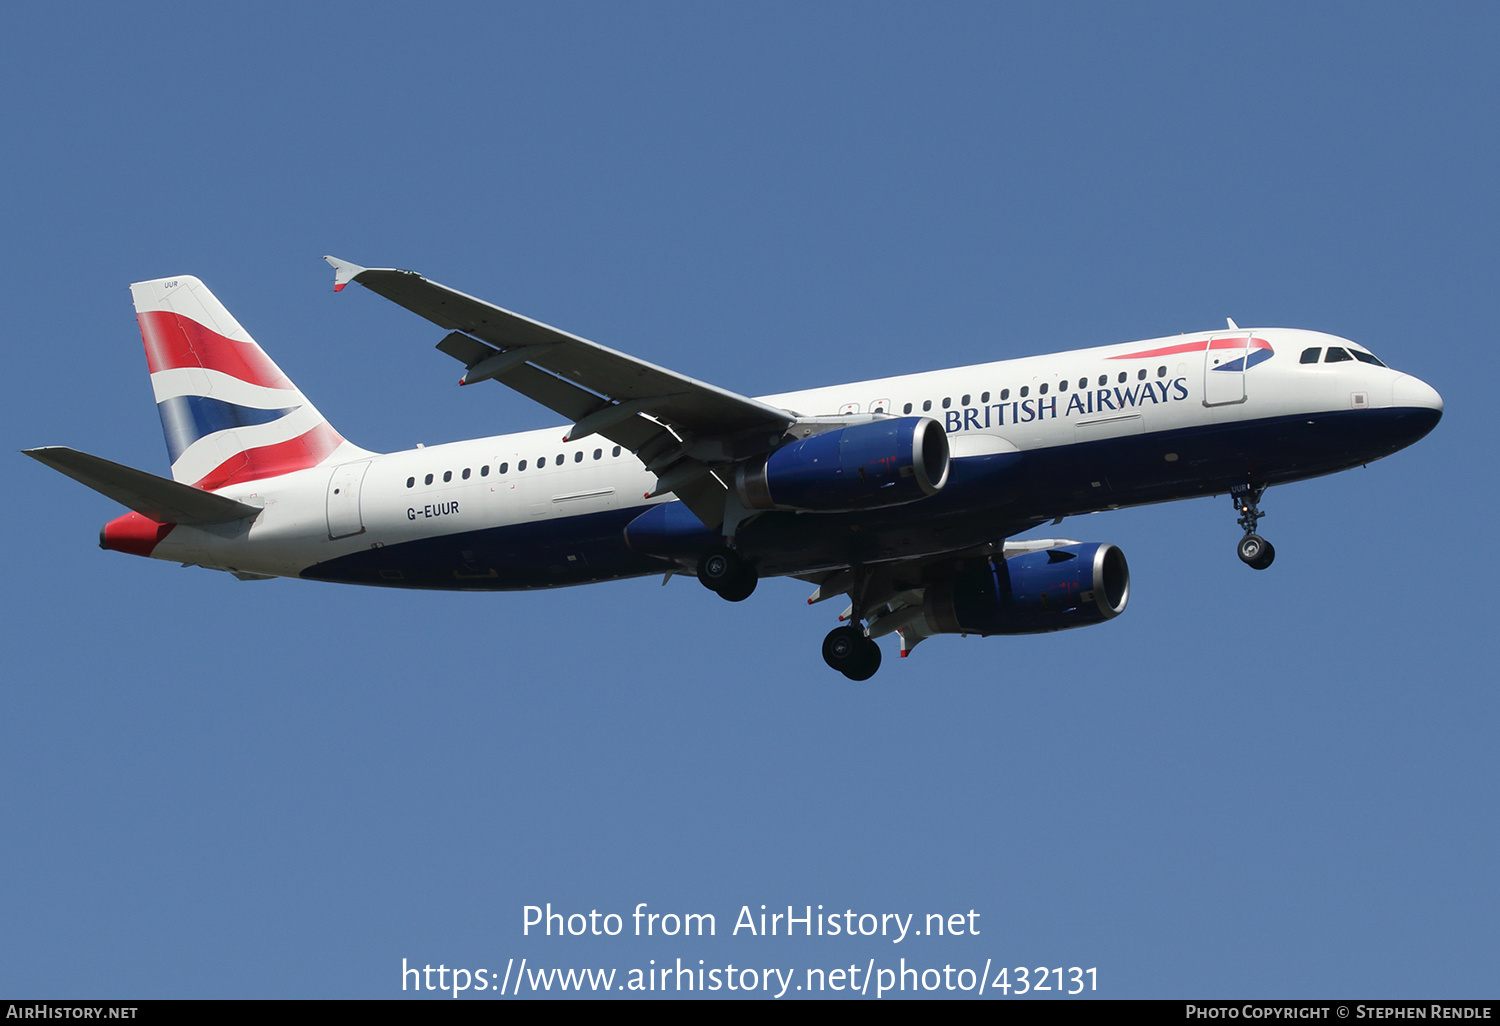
[131, 276, 367, 489]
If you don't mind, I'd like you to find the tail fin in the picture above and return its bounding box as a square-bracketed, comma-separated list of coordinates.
[131, 275, 364, 490]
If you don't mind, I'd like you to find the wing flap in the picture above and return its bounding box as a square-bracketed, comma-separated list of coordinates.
[24, 446, 262, 524]
[435, 330, 495, 368]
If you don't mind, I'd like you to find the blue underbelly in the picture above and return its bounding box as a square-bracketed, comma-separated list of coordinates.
[301, 406, 1438, 589]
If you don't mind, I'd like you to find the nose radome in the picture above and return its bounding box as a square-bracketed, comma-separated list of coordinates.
[1391, 374, 1444, 413]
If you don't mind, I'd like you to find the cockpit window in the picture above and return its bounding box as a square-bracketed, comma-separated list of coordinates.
[1325, 347, 1353, 363]
[1350, 349, 1387, 368]
[1300, 348, 1321, 364]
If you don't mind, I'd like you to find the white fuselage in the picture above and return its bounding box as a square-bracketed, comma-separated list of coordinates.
[140, 326, 1441, 583]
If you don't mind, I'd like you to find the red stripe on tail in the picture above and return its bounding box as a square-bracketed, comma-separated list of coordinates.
[191, 422, 345, 491]
[138, 310, 294, 389]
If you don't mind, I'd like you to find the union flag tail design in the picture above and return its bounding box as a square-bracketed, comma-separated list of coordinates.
[131, 275, 363, 490]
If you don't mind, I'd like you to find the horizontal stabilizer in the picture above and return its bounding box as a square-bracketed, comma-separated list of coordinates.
[23, 447, 262, 524]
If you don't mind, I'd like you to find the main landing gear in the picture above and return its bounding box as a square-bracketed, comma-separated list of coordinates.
[1232, 485, 1276, 570]
[818, 567, 883, 681]
[696, 543, 881, 680]
[822, 624, 882, 681]
[697, 544, 757, 602]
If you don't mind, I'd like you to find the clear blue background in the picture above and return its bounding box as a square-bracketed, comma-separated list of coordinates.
[2, 3, 1494, 999]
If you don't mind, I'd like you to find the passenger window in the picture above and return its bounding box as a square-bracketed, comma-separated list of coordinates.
[871, 399, 889, 413]
[424, 473, 434, 485]
[981, 391, 990, 403]
[942, 397, 951, 409]
[574, 451, 583, 463]
[443, 471, 452, 482]
[1325, 347, 1352, 363]
[922, 400, 932, 412]
[593, 448, 602, 460]
[903, 402, 913, 414]
[1098, 375, 1107, 386]
[961, 394, 970, 405]
[1118, 372, 1127, 384]
[499, 463, 508, 474]
[556, 453, 564, 464]
[1157, 366, 1166, 377]
[1078, 378, 1087, 389]
[1039, 383, 1048, 394]
[537, 456, 546, 468]
[462, 468, 471, 480]
[1000, 389, 1010, 400]
[1058, 380, 1067, 392]
[480, 465, 489, 477]
[1300, 348, 1322, 364]
[1137, 369, 1147, 380]
[1020, 386, 1029, 398]
[612, 446, 622, 457]
[406, 477, 415, 489]
[518, 460, 527, 471]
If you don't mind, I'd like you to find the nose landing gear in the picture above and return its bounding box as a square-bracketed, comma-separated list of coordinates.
[1237, 532, 1275, 569]
[1232, 485, 1276, 570]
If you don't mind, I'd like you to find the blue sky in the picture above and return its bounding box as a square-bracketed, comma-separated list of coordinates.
[2, 3, 1495, 999]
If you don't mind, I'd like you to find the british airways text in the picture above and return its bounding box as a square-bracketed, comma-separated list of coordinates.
[942, 377, 1191, 432]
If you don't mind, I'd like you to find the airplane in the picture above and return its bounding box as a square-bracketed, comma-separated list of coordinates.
[25, 258, 1443, 680]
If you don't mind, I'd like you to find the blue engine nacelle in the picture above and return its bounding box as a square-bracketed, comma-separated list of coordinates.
[920, 543, 1130, 635]
[734, 417, 949, 512]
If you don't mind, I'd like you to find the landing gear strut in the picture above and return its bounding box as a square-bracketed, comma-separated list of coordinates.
[1232, 486, 1276, 570]
[818, 567, 883, 680]
[697, 544, 757, 602]
[822, 624, 882, 681]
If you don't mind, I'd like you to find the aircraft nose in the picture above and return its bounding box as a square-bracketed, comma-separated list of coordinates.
[1391, 373, 1444, 414]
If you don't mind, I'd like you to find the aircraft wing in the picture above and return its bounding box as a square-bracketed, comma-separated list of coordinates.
[326, 257, 796, 526]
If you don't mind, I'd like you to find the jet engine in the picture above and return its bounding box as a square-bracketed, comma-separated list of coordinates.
[918, 542, 1129, 636]
[735, 417, 949, 512]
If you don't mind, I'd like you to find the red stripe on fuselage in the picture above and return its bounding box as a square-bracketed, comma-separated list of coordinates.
[138, 310, 294, 389]
[101, 511, 175, 557]
[1107, 337, 1271, 360]
[190, 422, 344, 491]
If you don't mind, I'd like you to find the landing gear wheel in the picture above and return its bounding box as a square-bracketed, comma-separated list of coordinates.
[716, 569, 757, 602]
[1237, 533, 1276, 570]
[848, 638, 882, 681]
[822, 626, 882, 680]
[698, 545, 757, 601]
[1229, 487, 1274, 570]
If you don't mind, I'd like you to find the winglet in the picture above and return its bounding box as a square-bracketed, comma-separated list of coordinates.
[324, 255, 368, 293]
[1227, 317, 1240, 330]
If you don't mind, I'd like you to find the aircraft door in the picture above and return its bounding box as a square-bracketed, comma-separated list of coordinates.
[326, 461, 371, 539]
[1203, 335, 1250, 406]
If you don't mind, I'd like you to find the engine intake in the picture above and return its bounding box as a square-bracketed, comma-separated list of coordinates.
[735, 417, 949, 512]
[922, 542, 1129, 636]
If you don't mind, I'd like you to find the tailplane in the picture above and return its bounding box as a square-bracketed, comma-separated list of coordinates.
[132, 275, 366, 490]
